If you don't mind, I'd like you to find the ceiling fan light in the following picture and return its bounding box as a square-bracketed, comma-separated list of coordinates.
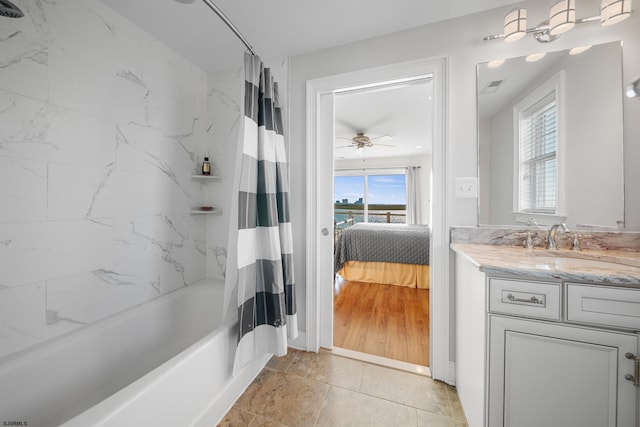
[549, 0, 575, 36]
[504, 8, 527, 42]
[601, 0, 632, 26]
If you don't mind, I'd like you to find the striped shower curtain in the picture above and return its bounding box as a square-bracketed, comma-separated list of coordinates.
[230, 52, 297, 373]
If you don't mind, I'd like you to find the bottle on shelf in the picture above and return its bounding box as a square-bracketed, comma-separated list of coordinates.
[202, 157, 211, 176]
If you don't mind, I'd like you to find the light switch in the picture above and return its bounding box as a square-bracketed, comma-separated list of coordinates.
[455, 177, 478, 198]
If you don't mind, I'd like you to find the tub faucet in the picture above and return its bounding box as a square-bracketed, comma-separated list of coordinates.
[547, 223, 571, 250]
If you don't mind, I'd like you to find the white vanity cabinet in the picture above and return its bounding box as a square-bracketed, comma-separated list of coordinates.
[488, 314, 637, 427]
[454, 253, 640, 427]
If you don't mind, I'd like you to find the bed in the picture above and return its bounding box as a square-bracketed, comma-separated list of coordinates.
[334, 223, 430, 289]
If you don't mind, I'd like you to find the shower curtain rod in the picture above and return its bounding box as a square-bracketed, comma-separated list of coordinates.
[200, 0, 257, 56]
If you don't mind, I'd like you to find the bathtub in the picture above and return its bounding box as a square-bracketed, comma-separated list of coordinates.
[0, 279, 270, 427]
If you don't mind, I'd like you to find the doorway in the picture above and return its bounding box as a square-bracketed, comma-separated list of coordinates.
[305, 57, 451, 383]
[332, 80, 432, 369]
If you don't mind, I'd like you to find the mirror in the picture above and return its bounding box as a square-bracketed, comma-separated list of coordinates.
[477, 41, 624, 229]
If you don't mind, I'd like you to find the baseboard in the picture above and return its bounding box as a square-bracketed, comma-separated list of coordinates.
[448, 361, 456, 386]
[288, 331, 307, 351]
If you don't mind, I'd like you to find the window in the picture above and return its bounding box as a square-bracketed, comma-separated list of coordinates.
[334, 170, 406, 227]
[519, 92, 557, 213]
[514, 72, 565, 218]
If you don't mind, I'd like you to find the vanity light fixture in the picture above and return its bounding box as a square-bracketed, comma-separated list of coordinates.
[549, 0, 576, 35]
[569, 45, 592, 54]
[487, 59, 506, 68]
[504, 8, 527, 42]
[484, 0, 632, 43]
[601, 0, 632, 25]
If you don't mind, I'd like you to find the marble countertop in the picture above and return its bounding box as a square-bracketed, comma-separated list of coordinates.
[450, 243, 640, 286]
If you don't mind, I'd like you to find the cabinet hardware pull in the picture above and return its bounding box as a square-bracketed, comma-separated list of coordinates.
[625, 353, 640, 387]
[506, 294, 544, 305]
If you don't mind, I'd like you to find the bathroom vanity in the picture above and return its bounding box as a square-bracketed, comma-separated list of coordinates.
[452, 243, 640, 427]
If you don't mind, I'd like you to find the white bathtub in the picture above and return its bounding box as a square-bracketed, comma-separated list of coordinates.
[0, 279, 269, 427]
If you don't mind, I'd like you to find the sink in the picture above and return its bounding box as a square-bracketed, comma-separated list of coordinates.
[533, 256, 640, 271]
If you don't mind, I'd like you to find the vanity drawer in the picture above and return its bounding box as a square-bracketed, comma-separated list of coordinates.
[566, 284, 640, 330]
[488, 278, 561, 320]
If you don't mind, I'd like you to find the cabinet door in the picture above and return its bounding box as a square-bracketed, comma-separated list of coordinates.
[488, 315, 638, 427]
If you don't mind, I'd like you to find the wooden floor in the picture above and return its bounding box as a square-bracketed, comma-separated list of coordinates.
[333, 280, 429, 367]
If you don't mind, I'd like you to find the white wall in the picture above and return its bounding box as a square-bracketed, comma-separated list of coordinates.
[288, 0, 640, 335]
[0, 0, 211, 359]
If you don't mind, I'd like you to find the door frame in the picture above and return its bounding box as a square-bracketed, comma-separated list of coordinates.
[304, 56, 451, 382]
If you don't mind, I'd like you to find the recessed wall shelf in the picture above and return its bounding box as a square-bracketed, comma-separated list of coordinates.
[191, 174, 221, 180]
[190, 207, 222, 215]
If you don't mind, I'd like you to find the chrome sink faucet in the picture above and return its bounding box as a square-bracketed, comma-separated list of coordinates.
[547, 223, 571, 250]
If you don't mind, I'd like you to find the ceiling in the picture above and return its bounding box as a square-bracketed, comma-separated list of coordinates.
[335, 81, 433, 160]
[99, 0, 519, 73]
[477, 50, 567, 120]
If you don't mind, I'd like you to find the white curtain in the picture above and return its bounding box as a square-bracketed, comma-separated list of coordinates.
[406, 166, 422, 224]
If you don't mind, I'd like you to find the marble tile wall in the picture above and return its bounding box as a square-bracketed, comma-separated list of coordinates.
[0, 0, 213, 358]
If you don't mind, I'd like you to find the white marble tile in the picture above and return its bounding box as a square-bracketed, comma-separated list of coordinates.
[47, 163, 112, 220]
[206, 67, 242, 157]
[0, 24, 49, 101]
[0, 282, 46, 336]
[43, 0, 118, 69]
[207, 246, 227, 280]
[0, 282, 47, 358]
[46, 271, 160, 327]
[112, 68, 152, 126]
[113, 124, 199, 180]
[0, 91, 62, 159]
[0, 220, 115, 288]
[111, 215, 206, 290]
[85, 170, 167, 219]
[0, 327, 43, 360]
[48, 47, 117, 119]
[0, 0, 214, 359]
[0, 156, 47, 223]
[0, 90, 116, 167]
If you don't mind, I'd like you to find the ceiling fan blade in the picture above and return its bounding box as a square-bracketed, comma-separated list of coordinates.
[335, 145, 354, 149]
[371, 143, 396, 147]
[336, 136, 354, 141]
[370, 135, 392, 142]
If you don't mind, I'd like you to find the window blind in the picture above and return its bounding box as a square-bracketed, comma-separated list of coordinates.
[519, 91, 557, 213]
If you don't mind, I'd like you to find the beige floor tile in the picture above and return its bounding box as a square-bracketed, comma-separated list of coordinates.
[266, 348, 300, 372]
[217, 406, 256, 426]
[315, 385, 418, 427]
[249, 415, 289, 427]
[417, 409, 468, 427]
[359, 364, 453, 416]
[286, 351, 365, 391]
[221, 352, 469, 427]
[235, 370, 329, 427]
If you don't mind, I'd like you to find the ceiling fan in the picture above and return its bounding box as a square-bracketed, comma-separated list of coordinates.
[335, 132, 395, 150]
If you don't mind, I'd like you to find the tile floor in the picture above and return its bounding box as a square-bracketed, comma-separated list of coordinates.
[218, 349, 468, 427]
